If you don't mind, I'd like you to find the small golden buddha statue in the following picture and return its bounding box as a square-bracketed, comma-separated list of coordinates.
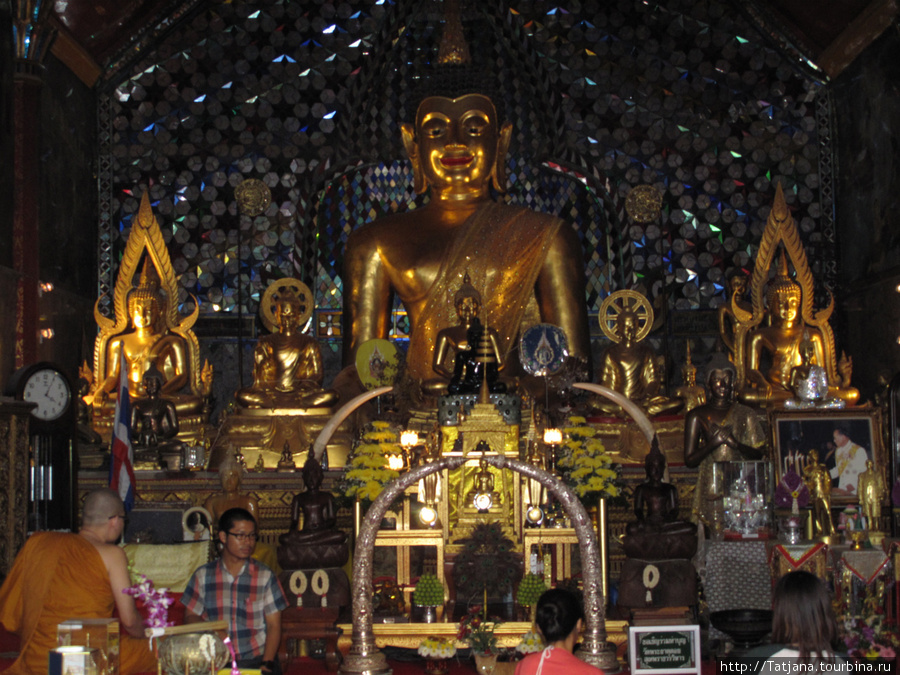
[858, 459, 886, 531]
[277, 441, 296, 472]
[717, 271, 750, 362]
[802, 449, 835, 538]
[208, 279, 344, 471]
[204, 455, 260, 525]
[342, 18, 590, 401]
[236, 282, 338, 409]
[673, 342, 706, 412]
[684, 355, 767, 527]
[592, 290, 682, 417]
[467, 456, 500, 511]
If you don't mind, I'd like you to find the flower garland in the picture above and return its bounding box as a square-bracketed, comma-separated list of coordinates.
[516, 630, 544, 655]
[122, 574, 174, 628]
[556, 416, 623, 508]
[774, 469, 809, 510]
[340, 421, 402, 504]
[418, 636, 457, 659]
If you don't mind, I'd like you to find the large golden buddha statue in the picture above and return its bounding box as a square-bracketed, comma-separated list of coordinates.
[342, 15, 590, 401]
[85, 192, 211, 440]
[726, 183, 858, 406]
[592, 290, 682, 417]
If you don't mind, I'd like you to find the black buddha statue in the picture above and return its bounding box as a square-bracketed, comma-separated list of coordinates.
[277, 450, 349, 569]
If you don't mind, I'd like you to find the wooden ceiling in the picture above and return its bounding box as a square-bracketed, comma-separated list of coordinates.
[46, 0, 898, 87]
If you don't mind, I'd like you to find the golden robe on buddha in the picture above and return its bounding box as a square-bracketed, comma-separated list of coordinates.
[406, 201, 562, 383]
[0, 532, 157, 675]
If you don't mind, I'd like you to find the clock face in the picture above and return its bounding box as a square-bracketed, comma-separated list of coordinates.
[22, 369, 71, 421]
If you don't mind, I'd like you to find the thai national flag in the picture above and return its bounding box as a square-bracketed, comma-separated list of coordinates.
[109, 351, 136, 511]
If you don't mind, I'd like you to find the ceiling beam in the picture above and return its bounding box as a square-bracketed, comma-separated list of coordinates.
[48, 17, 102, 88]
[819, 0, 899, 78]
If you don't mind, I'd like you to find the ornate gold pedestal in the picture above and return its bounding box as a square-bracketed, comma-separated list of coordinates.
[587, 414, 685, 465]
[208, 406, 352, 470]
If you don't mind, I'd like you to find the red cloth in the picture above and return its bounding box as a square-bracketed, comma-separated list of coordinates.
[0, 532, 155, 675]
[515, 647, 605, 675]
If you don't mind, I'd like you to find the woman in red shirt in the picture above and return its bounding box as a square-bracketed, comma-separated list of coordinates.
[515, 589, 605, 675]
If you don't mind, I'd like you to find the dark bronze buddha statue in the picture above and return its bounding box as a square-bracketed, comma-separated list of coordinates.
[277, 450, 349, 569]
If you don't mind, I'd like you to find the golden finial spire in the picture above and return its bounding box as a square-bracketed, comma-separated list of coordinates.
[437, 0, 471, 65]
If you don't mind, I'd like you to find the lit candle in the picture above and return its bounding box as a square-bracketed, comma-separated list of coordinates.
[543, 428, 562, 445]
[400, 430, 419, 448]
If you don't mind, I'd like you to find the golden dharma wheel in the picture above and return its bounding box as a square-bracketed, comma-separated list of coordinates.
[624, 184, 663, 223]
[598, 289, 654, 343]
[259, 278, 314, 333]
[234, 178, 272, 217]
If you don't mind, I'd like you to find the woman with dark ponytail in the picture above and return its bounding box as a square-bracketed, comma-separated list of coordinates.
[514, 588, 604, 675]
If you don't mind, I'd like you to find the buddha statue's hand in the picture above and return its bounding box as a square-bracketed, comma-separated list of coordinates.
[707, 423, 733, 448]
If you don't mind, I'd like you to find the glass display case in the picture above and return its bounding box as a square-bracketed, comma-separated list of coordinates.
[714, 461, 774, 539]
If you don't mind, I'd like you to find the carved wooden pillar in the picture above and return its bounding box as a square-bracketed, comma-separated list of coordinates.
[0, 400, 34, 581]
[11, 0, 55, 367]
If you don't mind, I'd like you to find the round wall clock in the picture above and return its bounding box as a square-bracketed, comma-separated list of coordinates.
[6, 362, 75, 429]
[20, 366, 72, 422]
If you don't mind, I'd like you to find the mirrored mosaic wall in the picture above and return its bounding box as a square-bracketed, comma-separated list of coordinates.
[99, 0, 833, 347]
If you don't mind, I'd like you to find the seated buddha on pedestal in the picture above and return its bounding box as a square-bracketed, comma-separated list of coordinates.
[278, 451, 348, 570]
[741, 255, 856, 406]
[592, 290, 682, 418]
[236, 282, 337, 409]
[342, 34, 590, 405]
[623, 442, 696, 560]
[86, 193, 211, 441]
[727, 183, 858, 407]
[208, 279, 339, 470]
[130, 364, 185, 469]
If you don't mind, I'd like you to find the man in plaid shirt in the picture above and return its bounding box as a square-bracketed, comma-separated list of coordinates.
[183, 508, 288, 675]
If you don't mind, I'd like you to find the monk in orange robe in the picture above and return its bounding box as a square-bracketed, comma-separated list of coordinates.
[0, 490, 156, 675]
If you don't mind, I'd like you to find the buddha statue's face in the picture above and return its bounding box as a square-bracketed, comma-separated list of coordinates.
[129, 295, 159, 330]
[143, 374, 162, 397]
[277, 300, 300, 331]
[798, 340, 814, 364]
[403, 94, 512, 199]
[707, 368, 734, 401]
[617, 312, 637, 343]
[770, 288, 800, 324]
[808, 449, 818, 463]
[455, 295, 479, 322]
[646, 456, 665, 481]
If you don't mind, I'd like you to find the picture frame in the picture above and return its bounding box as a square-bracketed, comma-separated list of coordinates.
[769, 407, 884, 505]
